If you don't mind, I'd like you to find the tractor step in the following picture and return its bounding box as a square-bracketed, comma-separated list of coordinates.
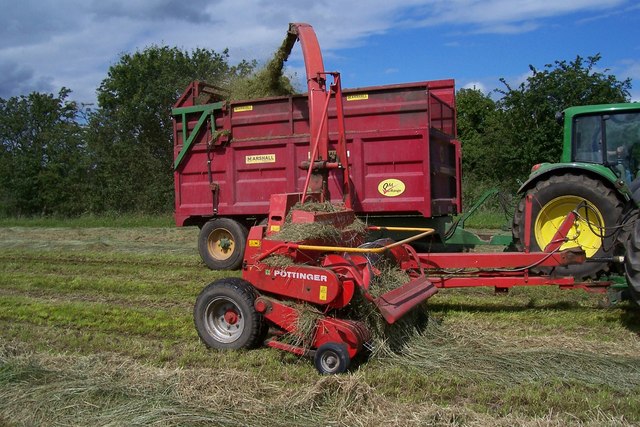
[375, 276, 438, 324]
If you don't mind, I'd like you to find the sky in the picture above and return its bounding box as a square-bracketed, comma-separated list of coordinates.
[2, 0, 639, 106]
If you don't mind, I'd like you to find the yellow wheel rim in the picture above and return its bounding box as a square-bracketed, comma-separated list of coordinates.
[534, 196, 605, 257]
[207, 228, 235, 261]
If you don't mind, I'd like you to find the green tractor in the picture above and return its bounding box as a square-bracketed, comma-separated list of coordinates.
[512, 102, 640, 304]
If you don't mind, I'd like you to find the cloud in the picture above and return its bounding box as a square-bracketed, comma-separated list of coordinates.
[618, 59, 640, 80]
[402, 0, 626, 33]
[87, 0, 219, 23]
[0, 0, 634, 104]
[614, 59, 640, 101]
[0, 1, 82, 49]
[0, 61, 54, 98]
[461, 81, 488, 93]
[576, 2, 640, 24]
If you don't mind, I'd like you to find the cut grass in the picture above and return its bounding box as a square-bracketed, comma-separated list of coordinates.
[0, 213, 175, 228]
[0, 225, 639, 425]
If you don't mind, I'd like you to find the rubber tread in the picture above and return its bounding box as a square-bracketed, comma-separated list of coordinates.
[193, 278, 264, 350]
[512, 173, 623, 279]
[198, 218, 248, 270]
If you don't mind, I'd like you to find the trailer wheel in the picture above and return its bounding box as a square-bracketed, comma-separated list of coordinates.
[194, 278, 264, 350]
[198, 218, 248, 270]
[314, 342, 350, 374]
[512, 174, 623, 279]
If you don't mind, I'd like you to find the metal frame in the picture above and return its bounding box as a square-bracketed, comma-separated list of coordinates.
[172, 102, 223, 170]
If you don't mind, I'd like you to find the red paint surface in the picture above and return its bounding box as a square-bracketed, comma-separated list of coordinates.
[173, 80, 461, 226]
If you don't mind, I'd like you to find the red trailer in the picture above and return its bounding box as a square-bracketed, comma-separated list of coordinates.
[173, 26, 461, 269]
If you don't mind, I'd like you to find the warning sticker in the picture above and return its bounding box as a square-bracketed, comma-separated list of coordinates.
[346, 94, 368, 101]
[319, 285, 328, 301]
[245, 154, 276, 164]
[233, 105, 253, 112]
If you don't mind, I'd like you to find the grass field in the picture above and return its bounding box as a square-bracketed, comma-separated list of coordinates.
[1, 225, 639, 426]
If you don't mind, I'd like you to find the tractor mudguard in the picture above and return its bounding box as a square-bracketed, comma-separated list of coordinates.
[517, 162, 628, 198]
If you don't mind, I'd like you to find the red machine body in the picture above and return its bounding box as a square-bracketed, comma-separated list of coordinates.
[219, 192, 602, 373]
[172, 59, 460, 227]
[240, 193, 440, 364]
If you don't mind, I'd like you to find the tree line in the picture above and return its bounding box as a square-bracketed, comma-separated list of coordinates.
[457, 54, 631, 203]
[0, 48, 632, 217]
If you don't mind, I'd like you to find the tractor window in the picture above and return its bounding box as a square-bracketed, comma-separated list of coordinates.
[604, 111, 640, 183]
[573, 115, 602, 163]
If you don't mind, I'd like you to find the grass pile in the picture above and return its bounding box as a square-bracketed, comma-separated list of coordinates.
[286, 201, 343, 215]
[261, 254, 295, 268]
[267, 201, 367, 245]
[269, 222, 342, 244]
[7, 343, 635, 427]
[346, 261, 432, 358]
[277, 301, 325, 351]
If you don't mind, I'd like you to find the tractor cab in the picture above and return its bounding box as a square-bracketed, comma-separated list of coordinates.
[567, 105, 640, 185]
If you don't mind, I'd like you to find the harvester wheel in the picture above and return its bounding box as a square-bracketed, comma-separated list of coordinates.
[623, 217, 640, 308]
[512, 174, 623, 279]
[194, 278, 264, 350]
[198, 218, 248, 270]
[314, 342, 350, 375]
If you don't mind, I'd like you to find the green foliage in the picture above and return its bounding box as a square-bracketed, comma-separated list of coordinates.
[0, 89, 88, 216]
[458, 54, 632, 200]
[86, 46, 256, 214]
[456, 89, 508, 193]
[496, 54, 630, 184]
[0, 41, 297, 219]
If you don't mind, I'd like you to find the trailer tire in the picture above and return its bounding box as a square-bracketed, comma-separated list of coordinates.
[194, 278, 264, 350]
[314, 342, 350, 375]
[198, 218, 248, 270]
[512, 174, 623, 280]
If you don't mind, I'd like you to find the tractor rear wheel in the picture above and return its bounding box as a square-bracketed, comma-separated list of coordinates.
[198, 218, 248, 270]
[194, 278, 264, 350]
[512, 174, 623, 279]
[623, 217, 640, 308]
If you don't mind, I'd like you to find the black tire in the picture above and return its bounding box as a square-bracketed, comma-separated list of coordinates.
[194, 278, 264, 350]
[198, 218, 248, 270]
[314, 342, 350, 374]
[512, 174, 623, 279]
[623, 217, 640, 308]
